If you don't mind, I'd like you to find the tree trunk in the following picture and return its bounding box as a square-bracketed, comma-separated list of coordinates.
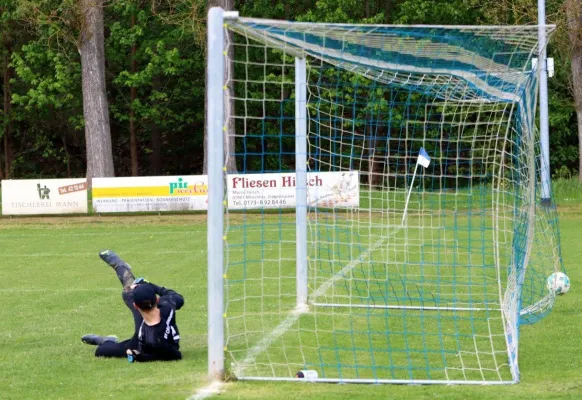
[577, 109, 582, 182]
[3, 48, 13, 178]
[566, 0, 582, 182]
[151, 76, 162, 175]
[0, 139, 3, 179]
[384, 0, 394, 23]
[62, 135, 72, 178]
[80, 0, 115, 183]
[204, 0, 237, 174]
[129, 12, 138, 176]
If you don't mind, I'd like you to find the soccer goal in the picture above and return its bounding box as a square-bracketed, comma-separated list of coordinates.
[206, 8, 566, 384]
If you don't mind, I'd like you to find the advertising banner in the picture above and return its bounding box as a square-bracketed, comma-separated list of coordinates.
[92, 176, 208, 213]
[227, 171, 359, 210]
[2, 178, 88, 215]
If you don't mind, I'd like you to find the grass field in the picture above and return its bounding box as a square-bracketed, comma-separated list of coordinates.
[0, 202, 581, 399]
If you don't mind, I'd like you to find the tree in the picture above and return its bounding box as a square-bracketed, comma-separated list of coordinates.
[107, 0, 206, 176]
[566, 0, 582, 182]
[79, 0, 114, 180]
[106, 0, 141, 176]
[14, 0, 114, 181]
[129, 5, 139, 176]
[10, 26, 85, 177]
[477, 0, 581, 181]
[1, 20, 12, 179]
[0, 1, 17, 178]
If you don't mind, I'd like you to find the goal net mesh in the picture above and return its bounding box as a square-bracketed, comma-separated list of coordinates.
[219, 19, 564, 383]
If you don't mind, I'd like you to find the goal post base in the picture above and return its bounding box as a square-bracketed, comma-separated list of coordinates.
[294, 303, 310, 314]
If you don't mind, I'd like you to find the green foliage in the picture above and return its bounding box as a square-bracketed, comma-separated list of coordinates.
[548, 91, 578, 178]
[553, 177, 582, 203]
[103, 0, 206, 175]
[0, 0, 578, 178]
[11, 44, 81, 112]
[298, 0, 386, 23]
[0, 0, 210, 177]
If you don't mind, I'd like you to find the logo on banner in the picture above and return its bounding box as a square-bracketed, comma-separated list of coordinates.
[169, 177, 208, 195]
[37, 184, 51, 200]
[169, 177, 189, 194]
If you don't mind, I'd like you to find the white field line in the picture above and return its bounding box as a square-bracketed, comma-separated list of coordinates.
[0, 230, 202, 237]
[0, 284, 202, 294]
[187, 380, 224, 400]
[233, 226, 403, 378]
[0, 250, 204, 258]
[233, 305, 306, 377]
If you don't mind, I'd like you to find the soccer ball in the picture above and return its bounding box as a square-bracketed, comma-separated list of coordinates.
[546, 272, 570, 295]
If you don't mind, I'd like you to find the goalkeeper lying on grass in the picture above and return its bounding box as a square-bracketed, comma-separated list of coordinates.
[81, 250, 184, 362]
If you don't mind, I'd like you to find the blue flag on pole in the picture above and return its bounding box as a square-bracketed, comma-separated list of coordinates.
[417, 147, 431, 168]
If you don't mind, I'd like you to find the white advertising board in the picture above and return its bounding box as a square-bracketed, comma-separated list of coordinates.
[92, 176, 208, 213]
[2, 178, 88, 215]
[227, 171, 359, 210]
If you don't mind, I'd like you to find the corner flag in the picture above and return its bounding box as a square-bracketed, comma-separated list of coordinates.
[417, 147, 431, 168]
[402, 147, 431, 225]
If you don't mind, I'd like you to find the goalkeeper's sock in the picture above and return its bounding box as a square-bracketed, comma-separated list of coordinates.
[99, 250, 130, 270]
[100, 250, 135, 288]
[81, 334, 119, 346]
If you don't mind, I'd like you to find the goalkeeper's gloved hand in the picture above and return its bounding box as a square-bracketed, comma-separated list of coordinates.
[130, 277, 149, 290]
[126, 349, 140, 363]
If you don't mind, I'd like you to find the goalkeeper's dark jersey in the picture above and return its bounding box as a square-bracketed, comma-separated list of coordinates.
[135, 285, 184, 362]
